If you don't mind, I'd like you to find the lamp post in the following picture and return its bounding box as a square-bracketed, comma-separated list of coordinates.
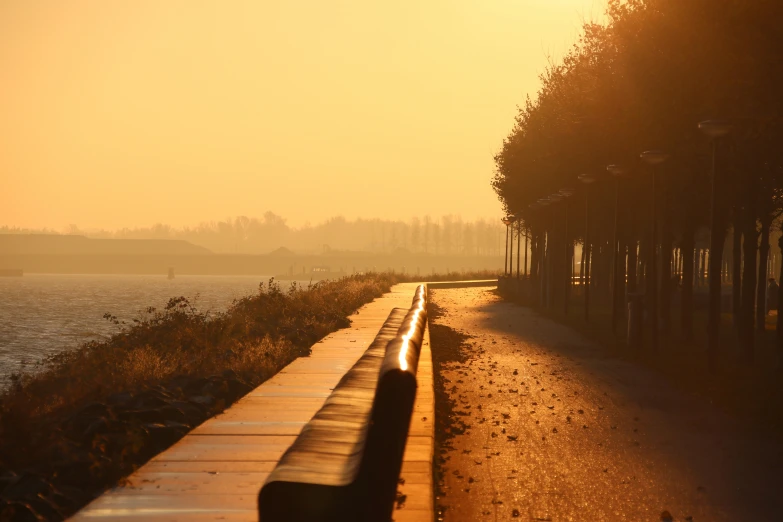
[516, 220, 522, 279]
[578, 174, 596, 321]
[640, 150, 669, 352]
[559, 188, 575, 315]
[524, 224, 529, 277]
[509, 217, 515, 279]
[699, 120, 732, 371]
[535, 199, 551, 305]
[544, 195, 562, 308]
[607, 165, 628, 332]
[502, 217, 511, 276]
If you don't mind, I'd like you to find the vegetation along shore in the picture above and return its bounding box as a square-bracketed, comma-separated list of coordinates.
[0, 271, 497, 520]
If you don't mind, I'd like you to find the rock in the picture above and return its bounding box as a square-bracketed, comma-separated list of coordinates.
[24, 495, 63, 521]
[163, 420, 190, 431]
[45, 488, 80, 515]
[105, 392, 134, 407]
[50, 460, 93, 491]
[144, 423, 187, 451]
[225, 379, 252, 402]
[188, 395, 215, 407]
[65, 403, 110, 433]
[0, 500, 43, 522]
[170, 401, 206, 425]
[1, 474, 50, 500]
[118, 408, 166, 424]
[201, 379, 226, 397]
[165, 375, 195, 394]
[158, 405, 188, 425]
[53, 485, 92, 507]
[131, 391, 169, 410]
[182, 377, 210, 396]
[0, 469, 18, 496]
[83, 418, 111, 438]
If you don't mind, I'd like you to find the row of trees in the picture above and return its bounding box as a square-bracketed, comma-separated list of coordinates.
[493, 0, 783, 367]
[2, 214, 507, 257]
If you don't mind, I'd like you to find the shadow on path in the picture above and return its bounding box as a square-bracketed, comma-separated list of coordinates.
[430, 287, 783, 522]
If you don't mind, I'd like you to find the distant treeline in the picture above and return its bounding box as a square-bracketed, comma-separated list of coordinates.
[1, 214, 506, 256]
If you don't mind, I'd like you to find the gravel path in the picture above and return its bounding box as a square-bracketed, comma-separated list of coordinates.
[430, 287, 783, 522]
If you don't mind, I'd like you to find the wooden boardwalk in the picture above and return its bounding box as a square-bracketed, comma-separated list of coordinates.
[71, 282, 433, 522]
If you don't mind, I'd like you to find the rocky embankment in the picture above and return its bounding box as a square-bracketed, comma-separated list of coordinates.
[0, 370, 252, 521]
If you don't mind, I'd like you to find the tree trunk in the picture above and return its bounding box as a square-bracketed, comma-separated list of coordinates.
[531, 232, 539, 280]
[628, 240, 638, 293]
[777, 235, 783, 369]
[732, 220, 742, 327]
[740, 176, 759, 362]
[585, 237, 595, 300]
[660, 206, 673, 334]
[757, 218, 771, 332]
[681, 226, 695, 341]
[618, 238, 627, 321]
[699, 249, 705, 286]
[707, 226, 728, 370]
[741, 227, 758, 361]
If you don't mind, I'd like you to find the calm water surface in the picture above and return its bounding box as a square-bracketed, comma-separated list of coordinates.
[0, 274, 299, 383]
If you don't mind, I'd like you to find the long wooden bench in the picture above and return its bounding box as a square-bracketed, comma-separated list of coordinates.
[258, 285, 428, 521]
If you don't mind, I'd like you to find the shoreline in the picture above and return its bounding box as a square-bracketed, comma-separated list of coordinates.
[0, 274, 399, 520]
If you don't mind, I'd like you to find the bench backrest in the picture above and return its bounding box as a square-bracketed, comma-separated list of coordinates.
[258, 285, 427, 521]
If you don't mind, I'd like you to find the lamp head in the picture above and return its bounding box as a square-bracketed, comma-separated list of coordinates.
[698, 120, 732, 138]
[640, 150, 669, 165]
[606, 164, 627, 177]
[578, 173, 596, 184]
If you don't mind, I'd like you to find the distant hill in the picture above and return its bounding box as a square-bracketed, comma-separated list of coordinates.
[0, 235, 213, 256]
[268, 247, 296, 257]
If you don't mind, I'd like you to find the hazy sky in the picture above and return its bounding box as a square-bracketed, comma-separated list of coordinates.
[1, 0, 606, 230]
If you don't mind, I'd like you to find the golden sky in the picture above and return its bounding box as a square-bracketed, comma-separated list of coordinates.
[1, 0, 605, 230]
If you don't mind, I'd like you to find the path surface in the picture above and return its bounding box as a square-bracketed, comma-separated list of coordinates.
[71, 282, 432, 521]
[430, 287, 783, 522]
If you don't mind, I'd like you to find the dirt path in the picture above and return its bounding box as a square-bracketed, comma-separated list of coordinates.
[429, 287, 783, 522]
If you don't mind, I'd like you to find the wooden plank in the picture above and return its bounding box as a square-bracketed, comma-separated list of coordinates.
[142, 461, 278, 473]
[119, 472, 270, 495]
[72, 283, 424, 521]
[395, 317, 435, 522]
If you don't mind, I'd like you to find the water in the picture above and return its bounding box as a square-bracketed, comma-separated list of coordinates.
[0, 274, 297, 383]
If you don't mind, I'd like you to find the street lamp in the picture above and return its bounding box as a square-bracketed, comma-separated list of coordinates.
[534, 199, 551, 305]
[640, 150, 669, 352]
[607, 164, 628, 332]
[542, 195, 562, 308]
[579, 174, 596, 321]
[559, 189, 575, 315]
[699, 120, 732, 371]
[502, 217, 512, 276]
[509, 216, 515, 280]
[516, 219, 522, 279]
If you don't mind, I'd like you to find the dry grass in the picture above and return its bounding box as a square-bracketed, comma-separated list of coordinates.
[0, 274, 397, 519]
[3, 276, 394, 417]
